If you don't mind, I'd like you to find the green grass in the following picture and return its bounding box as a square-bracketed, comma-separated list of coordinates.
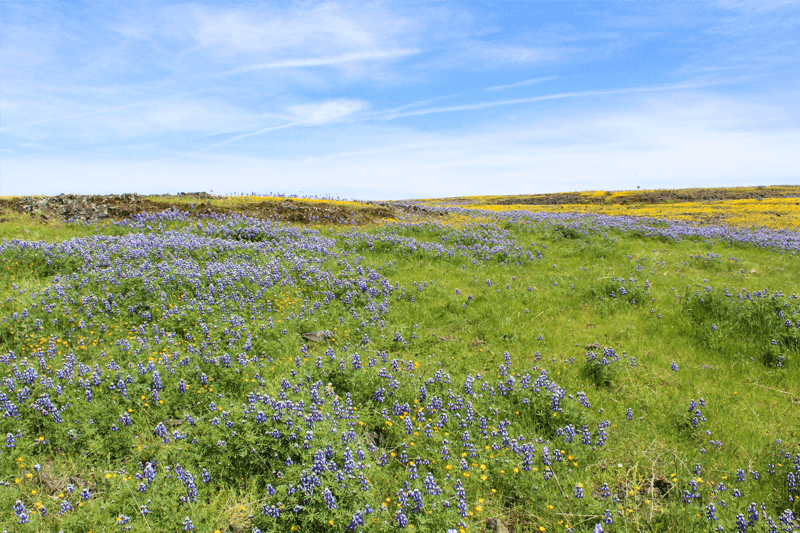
[0, 209, 798, 532]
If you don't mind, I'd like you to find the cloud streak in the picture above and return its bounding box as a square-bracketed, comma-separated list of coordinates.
[217, 48, 421, 76]
[378, 81, 711, 121]
[485, 76, 559, 91]
[0, 89, 213, 131]
[176, 98, 370, 157]
[287, 99, 370, 125]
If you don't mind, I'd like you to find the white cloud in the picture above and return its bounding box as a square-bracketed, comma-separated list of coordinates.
[485, 77, 558, 91]
[1, 95, 266, 143]
[5, 93, 798, 198]
[0, 89, 214, 132]
[217, 48, 420, 76]
[287, 99, 369, 125]
[476, 44, 573, 65]
[377, 81, 709, 121]
[178, 3, 423, 60]
[187, 5, 372, 55]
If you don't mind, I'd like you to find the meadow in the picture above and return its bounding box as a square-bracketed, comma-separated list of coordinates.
[0, 192, 798, 532]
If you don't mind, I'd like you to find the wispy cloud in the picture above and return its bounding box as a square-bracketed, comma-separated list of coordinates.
[7, 93, 799, 198]
[176, 122, 302, 159]
[379, 81, 709, 121]
[175, 99, 370, 157]
[287, 99, 369, 125]
[217, 48, 420, 76]
[179, 2, 430, 63]
[0, 89, 213, 131]
[485, 76, 558, 91]
[373, 94, 466, 116]
[475, 44, 575, 65]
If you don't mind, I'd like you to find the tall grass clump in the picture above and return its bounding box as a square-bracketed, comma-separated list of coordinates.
[681, 285, 799, 367]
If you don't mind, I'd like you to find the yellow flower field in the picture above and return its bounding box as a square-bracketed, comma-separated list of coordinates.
[419, 186, 800, 231]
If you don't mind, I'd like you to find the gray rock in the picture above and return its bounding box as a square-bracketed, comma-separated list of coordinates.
[485, 518, 510, 533]
[301, 330, 333, 342]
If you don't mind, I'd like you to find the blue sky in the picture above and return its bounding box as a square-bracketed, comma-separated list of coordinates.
[1, 1, 799, 199]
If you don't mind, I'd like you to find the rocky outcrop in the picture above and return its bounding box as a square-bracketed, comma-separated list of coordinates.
[0, 193, 401, 225]
[9, 193, 151, 222]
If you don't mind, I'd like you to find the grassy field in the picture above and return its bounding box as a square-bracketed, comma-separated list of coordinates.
[1, 192, 798, 532]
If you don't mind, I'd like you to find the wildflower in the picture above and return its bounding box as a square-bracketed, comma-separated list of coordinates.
[14, 500, 29, 524]
[59, 500, 73, 515]
[706, 503, 717, 522]
[395, 509, 409, 528]
[322, 487, 338, 510]
[348, 510, 365, 530]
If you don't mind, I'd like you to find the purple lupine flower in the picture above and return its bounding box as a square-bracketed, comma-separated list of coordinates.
[59, 500, 73, 515]
[395, 509, 409, 527]
[143, 463, 157, 483]
[735, 513, 747, 533]
[153, 422, 170, 442]
[778, 509, 795, 529]
[747, 502, 759, 524]
[423, 473, 443, 495]
[14, 500, 29, 524]
[706, 503, 717, 522]
[348, 510, 365, 530]
[322, 487, 337, 510]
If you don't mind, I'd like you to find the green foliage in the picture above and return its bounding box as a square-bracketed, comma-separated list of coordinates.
[0, 210, 799, 533]
[580, 348, 621, 388]
[681, 286, 799, 366]
[588, 277, 649, 307]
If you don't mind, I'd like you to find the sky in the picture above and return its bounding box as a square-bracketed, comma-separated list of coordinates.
[1, 1, 799, 200]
